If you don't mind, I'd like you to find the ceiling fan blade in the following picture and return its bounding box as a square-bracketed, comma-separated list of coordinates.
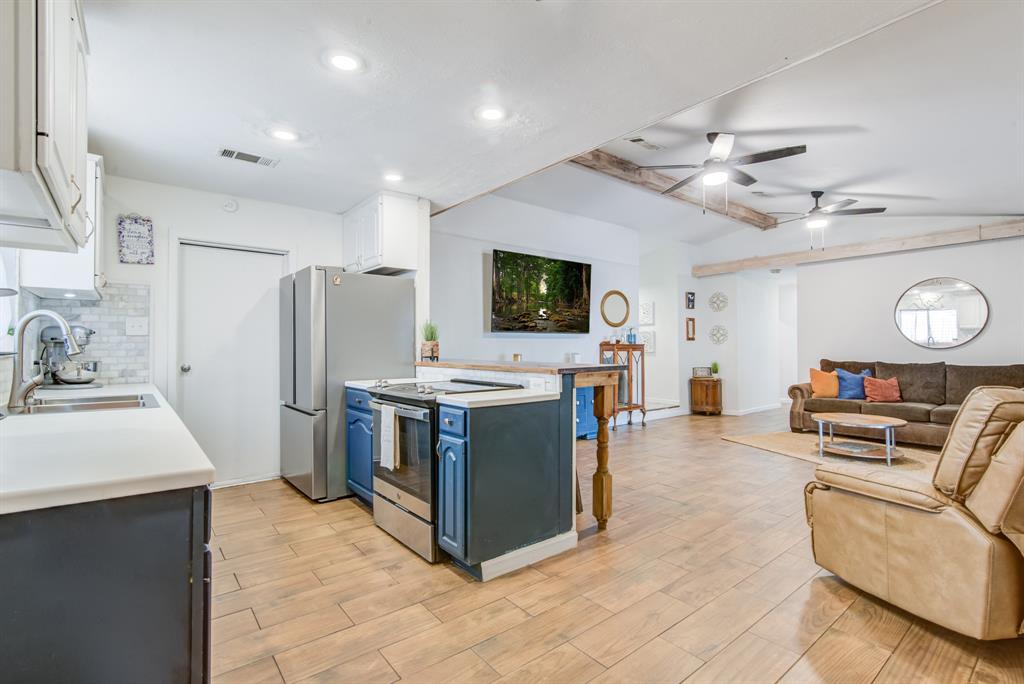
[731, 145, 807, 166]
[774, 215, 810, 226]
[730, 168, 757, 186]
[637, 164, 703, 170]
[829, 207, 887, 216]
[708, 133, 735, 161]
[821, 199, 857, 213]
[660, 171, 704, 194]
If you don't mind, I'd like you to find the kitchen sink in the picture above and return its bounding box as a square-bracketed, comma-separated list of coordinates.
[14, 393, 159, 415]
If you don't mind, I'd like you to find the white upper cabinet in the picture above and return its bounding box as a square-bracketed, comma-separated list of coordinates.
[0, 0, 90, 252]
[20, 154, 104, 299]
[341, 192, 421, 274]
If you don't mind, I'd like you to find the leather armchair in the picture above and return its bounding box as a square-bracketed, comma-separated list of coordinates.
[804, 386, 1024, 640]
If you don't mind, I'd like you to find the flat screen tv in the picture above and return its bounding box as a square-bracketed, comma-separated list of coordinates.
[490, 249, 591, 333]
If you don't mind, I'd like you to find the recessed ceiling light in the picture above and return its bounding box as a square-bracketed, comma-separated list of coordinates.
[383, 172, 403, 182]
[270, 129, 298, 142]
[326, 51, 363, 72]
[806, 218, 828, 229]
[475, 106, 506, 122]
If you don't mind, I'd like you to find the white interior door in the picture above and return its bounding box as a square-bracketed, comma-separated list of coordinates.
[178, 243, 287, 485]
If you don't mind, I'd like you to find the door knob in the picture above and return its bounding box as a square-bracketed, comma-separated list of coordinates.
[180, 363, 192, 373]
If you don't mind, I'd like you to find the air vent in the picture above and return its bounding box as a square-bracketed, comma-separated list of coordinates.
[217, 148, 279, 168]
[625, 137, 663, 151]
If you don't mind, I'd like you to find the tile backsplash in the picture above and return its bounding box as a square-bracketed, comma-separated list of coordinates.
[17, 283, 150, 386]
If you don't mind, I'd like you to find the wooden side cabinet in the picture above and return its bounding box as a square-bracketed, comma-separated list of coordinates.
[690, 377, 722, 415]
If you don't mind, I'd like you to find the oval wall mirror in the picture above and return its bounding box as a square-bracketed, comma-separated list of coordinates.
[894, 277, 988, 349]
[600, 290, 630, 328]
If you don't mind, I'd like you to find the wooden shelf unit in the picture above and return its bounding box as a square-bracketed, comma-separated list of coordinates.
[598, 342, 646, 428]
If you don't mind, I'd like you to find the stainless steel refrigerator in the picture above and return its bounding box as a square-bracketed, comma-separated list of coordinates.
[280, 266, 415, 501]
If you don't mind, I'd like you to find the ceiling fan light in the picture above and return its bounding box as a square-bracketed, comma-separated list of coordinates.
[702, 171, 728, 186]
[806, 218, 828, 229]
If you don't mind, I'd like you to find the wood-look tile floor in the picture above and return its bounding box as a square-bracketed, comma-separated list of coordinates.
[210, 409, 1024, 683]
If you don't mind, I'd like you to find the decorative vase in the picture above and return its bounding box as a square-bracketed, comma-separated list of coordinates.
[420, 341, 439, 361]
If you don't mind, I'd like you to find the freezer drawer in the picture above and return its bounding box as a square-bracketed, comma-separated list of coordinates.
[281, 405, 327, 500]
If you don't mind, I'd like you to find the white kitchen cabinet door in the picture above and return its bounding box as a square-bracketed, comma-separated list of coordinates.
[358, 197, 383, 271]
[340, 192, 419, 274]
[341, 209, 361, 272]
[36, 0, 88, 244]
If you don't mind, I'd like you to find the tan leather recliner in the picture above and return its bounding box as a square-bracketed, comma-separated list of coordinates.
[805, 386, 1024, 640]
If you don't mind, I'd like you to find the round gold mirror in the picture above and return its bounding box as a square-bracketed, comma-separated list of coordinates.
[600, 290, 630, 328]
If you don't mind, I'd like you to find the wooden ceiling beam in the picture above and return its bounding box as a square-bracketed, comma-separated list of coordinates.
[691, 219, 1024, 277]
[569, 149, 778, 230]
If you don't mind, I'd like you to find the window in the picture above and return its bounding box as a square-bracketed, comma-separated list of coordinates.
[898, 309, 958, 345]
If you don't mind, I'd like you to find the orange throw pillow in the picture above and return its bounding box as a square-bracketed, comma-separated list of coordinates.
[810, 368, 838, 398]
[865, 376, 902, 402]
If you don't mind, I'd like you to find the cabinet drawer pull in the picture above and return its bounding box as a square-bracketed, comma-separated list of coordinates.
[443, 417, 454, 426]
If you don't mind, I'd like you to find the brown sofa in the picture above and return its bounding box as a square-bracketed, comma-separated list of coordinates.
[789, 359, 1024, 447]
[804, 386, 1024, 640]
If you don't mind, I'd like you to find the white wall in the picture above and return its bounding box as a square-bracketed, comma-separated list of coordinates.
[639, 248, 680, 404]
[430, 194, 639, 364]
[797, 238, 1024, 373]
[100, 175, 344, 398]
[778, 279, 798, 399]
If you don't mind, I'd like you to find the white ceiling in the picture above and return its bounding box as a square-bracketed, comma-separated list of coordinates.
[83, 0, 929, 214]
[497, 0, 1023, 247]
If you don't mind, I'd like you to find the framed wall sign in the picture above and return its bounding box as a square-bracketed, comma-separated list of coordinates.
[638, 301, 654, 326]
[685, 292, 695, 309]
[117, 214, 155, 265]
[685, 317, 696, 341]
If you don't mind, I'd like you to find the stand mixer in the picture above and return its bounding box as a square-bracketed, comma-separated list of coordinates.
[39, 324, 101, 386]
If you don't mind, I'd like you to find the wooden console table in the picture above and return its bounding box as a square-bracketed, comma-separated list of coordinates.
[598, 342, 646, 428]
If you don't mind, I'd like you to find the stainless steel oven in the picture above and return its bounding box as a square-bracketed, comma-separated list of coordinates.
[369, 399, 437, 561]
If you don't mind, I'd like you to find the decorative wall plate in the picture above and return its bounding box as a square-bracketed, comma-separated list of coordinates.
[708, 291, 729, 312]
[638, 329, 655, 354]
[709, 325, 729, 345]
[638, 301, 654, 326]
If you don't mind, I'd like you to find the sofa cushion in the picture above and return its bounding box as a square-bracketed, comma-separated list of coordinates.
[946, 364, 1024, 405]
[862, 402, 936, 423]
[876, 361, 946, 405]
[821, 359, 878, 376]
[837, 368, 872, 400]
[810, 368, 839, 398]
[804, 398, 865, 413]
[930, 404, 961, 425]
[865, 376, 902, 403]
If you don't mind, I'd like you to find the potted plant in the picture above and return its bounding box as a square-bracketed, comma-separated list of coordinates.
[421, 320, 439, 361]
[710, 361, 720, 377]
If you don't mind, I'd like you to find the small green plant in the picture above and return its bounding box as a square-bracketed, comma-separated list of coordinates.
[710, 361, 720, 374]
[421, 320, 439, 342]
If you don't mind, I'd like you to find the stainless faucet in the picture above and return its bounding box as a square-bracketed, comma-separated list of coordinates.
[7, 310, 83, 411]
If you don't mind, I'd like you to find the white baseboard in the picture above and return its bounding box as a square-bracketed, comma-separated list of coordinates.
[212, 473, 281, 489]
[478, 531, 578, 581]
[723, 402, 782, 416]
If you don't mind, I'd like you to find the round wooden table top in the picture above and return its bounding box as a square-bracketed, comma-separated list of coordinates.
[811, 412, 908, 429]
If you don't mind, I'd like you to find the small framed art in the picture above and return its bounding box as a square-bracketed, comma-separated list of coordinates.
[685, 317, 695, 341]
[693, 366, 712, 378]
[685, 292, 695, 309]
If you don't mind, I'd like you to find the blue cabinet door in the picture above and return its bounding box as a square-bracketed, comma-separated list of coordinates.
[345, 409, 374, 504]
[437, 434, 467, 560]
[575, 387, 597, 440]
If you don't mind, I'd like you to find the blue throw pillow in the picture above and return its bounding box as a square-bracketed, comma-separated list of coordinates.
[836, 368, 873, 400]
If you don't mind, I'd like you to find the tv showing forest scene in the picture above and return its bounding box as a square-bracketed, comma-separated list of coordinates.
[491, 249, 591, 333]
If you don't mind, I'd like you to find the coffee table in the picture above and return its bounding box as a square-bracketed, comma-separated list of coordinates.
[811, 412, 908, 466]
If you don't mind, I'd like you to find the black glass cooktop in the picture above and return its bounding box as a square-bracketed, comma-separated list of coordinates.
[367, 379, 520, 407]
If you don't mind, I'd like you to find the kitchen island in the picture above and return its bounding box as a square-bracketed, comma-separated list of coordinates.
[0, 383, 214, 682]
[416, 358, 627, 532]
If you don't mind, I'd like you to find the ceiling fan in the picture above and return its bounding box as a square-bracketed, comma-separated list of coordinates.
[772, 190, 887, 228]
[639, 132, 807, 194]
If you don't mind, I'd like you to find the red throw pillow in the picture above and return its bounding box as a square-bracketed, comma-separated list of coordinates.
[865, 376, 902, 402]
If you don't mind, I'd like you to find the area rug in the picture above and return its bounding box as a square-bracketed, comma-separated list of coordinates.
[722, 430, 940, 469]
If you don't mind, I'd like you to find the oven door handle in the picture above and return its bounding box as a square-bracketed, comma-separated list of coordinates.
[368, 400, 430, 422]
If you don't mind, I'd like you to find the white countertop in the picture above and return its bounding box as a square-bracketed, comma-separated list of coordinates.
[438, 388, 560, 409]
[344, 378, 420, 390]
[0, 383, 215, 515]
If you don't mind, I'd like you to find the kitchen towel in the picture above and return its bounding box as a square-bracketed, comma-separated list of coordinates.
[379, 404, 400, 471]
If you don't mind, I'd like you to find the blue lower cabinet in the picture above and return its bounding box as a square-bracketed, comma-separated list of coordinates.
[437, 433, 467, 560]
[345, 403, 374, 505]
[575, 387, 597, 440]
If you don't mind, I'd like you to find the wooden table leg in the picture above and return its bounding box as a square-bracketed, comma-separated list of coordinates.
[592, 384, 615, 530]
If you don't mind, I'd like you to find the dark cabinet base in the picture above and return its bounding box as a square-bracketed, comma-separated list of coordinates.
[0, 486, 211, 684]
